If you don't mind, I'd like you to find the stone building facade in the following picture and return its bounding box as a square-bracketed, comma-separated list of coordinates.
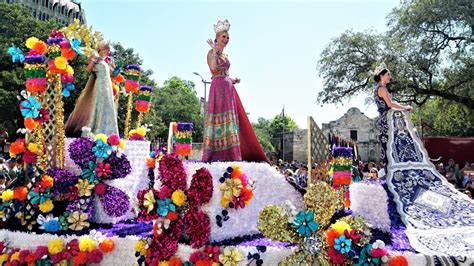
[2, 0, 86, 25]
[322, 107, 380, 163]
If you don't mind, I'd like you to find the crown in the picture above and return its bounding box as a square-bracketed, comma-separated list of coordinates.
[373, 62, 388, 76]
[214, 19, 231, 34]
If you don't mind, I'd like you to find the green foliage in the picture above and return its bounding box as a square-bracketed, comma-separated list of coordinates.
[149, 77, 203, 142]
[0, 3, 61, 137]
[412, 97, 474, 137]
[269, 115, 298, 138]
[317, 0, 473, 136]
[252, 118, 275, 153]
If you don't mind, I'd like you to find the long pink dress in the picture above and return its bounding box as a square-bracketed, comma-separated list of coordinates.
[202, 57, 268, 162]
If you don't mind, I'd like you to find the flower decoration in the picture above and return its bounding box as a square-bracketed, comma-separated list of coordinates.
[293, 210, 319, 237]
[174, 122, 193, 156]
[129, 126, 147, 141]
[7, 45, 24, 63]
[92, 139, 112, 159]
[20, 96, 41, 118]
[219, 247, 243, 266]
[67, 211, 89, 230]
[334, 235, 352, 254]
[135, 85, 153, 113]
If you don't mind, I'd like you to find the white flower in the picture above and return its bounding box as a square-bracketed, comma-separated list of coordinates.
[89, 229, 106, 242]
[381, 256, 389, 263]
[153, 217, 171, 235]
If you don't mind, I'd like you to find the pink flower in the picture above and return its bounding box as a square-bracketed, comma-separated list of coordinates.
[189, 251, 206, 263]
[371, 247, 388, 257]
[64, 239, 80, 259]
[344, 229, 361, 244]
[238, 174, 249, 186]
[95, 162, 111, 178]
[22, 150, 37, 164]
[18, 250, 30, 263]
[94, 183, 107, 196]
[35, 108, 49, 123]
[35, 246, 48, 259]
[203, 245, 220, 262]
[158, 186, 173, 200]
[107, 134, 120, 146]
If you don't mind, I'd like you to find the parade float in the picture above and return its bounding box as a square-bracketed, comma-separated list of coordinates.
[2, 23, 473, 266]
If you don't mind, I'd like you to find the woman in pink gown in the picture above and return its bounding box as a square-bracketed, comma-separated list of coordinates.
[202, 19, 268, 163]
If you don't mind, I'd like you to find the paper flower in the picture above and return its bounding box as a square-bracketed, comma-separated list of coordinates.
[293, 210, 319, 237]
[48, 239, 64, 255]
[220, 178, 243, 199]
[76, 179, 95, 197]
[334, 235, 352, 254]
[37, 214, 60, 232]
[219, 247, 243, 266]
[171, 190, 186, 207]
[7, 45, 24, 63]
[38, 199, 54, 213]
[67, 211, 90, 230]
[20, 96, 41, 118]
[62, 83, 75, 97]
[26, 37, 39, 49]
[357, 244, 379, 266]
[92, 139, 112, 159]
[70, 39, 84, 55]
[95, 162, 111, 178]
[143, 190, 156, 214]
[28, 187, 51, 204]
[79, 237, 96, 252]
[82, 161, 97, 183]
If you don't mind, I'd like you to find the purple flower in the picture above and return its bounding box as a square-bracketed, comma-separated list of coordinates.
[69, 137, 95, 168]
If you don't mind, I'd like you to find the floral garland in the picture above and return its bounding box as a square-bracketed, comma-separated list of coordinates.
[0, 235, 114, 265]
[135, 154, 213, 264]
[216, 165, 254, 227]
[258, 181, 381, 265]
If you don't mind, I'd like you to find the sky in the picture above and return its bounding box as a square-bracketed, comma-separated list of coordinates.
[81, 0, 400, 128]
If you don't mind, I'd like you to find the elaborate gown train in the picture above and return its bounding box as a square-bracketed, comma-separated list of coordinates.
[375, 86, 474, 260]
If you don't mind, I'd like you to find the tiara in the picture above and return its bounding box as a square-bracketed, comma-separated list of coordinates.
[373, 62, 388, 76]
[214, 19, 231, 34]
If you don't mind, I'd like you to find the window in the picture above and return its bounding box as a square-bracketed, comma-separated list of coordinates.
[350, 130, 358, 141]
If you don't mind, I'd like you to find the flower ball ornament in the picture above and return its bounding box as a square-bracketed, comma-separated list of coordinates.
[135, 85, 153, 113]
[124, 64, 142, 93]
[23, 38, 48, 94]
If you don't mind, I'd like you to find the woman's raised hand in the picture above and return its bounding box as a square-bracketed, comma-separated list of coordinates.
[207, 39, 218, 51]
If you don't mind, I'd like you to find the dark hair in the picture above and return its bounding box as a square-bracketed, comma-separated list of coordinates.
[374, 69, 388, 82]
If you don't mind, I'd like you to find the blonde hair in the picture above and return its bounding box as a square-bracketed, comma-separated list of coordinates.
[96, 40, 111, 52]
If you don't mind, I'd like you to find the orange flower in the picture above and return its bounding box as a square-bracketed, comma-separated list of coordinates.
[13, 186, 28, 201]
[230, 168, 242, 179]
[41, 175, 54, 188]
[73, 252, 88, 265]
[61, 48, 76, 61]
[10, 139, 26, 156]
[147, 158, 156, 169]
[169, 257, 182, 266]
[388, 255, 408, 266]
[112, 73, 125, 83]
[326, 228, 340, 246]
[166, 211, 178, 221]
[24, 117, 39, 131]
[99, 239, 114, 253]
[32, 41, 47, 54]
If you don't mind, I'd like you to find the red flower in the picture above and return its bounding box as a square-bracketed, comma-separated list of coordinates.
[203, 245, 220, 262]
[18, 250, 30, 263]
[327, 247, 346, 264]
[22, 150, 36, 164]
[189, 251, 206, 263]
[232, 187, 253, 209]
[64, 185, 79, 201]
[35, 108, 49, 123]
[95, 162, 111, 178]
[94, 183, 107, 196]
[107, 134, 120, 146]
[344, 229, 361, 245]
[87, 248, 103, 264]
[64, 239, 79, 259]
[166, 211, 178, 221]
[73, 252, 87, 265]
[388, 255, 408, 266]
[34, 246, 48, 259]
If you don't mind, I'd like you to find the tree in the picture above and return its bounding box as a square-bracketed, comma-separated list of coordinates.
[0, 3, 61, 138]
[268, 114, 299, 139]
[147, 77, 203, 142]
[317, 0, 473, 108]
[252, 118, 275, 153]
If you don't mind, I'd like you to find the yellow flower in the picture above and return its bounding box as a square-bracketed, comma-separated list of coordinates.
[68, 211, 90, 230]
[76, 179, 95, 197]
[10, 251, 20, 261]
[94, 133, 108, 143]
[39, 199, 54, 213]
[171, 190, 187, 207]
[129, 129, 137, 137]
[66, 65, 74, 74]
[219, 247, 243, 266]
[119, 139, 126, 150]
[54, 56, 68, 70]
[1, 190, 14, 201]
[0, 254, 8, 264]
[137, 127, 146, 136]
[331, 221, 351, 235]
[159, 262, 169, 266]
[220, 196, 231, 208]
[220, 178, 243, 199]
[143, 190, 156, 214]
[135, 239, 147, 256]
[79, 237, 96, 252]
[27, 143, 41, 154]
[48, 239, 64, 255]
[26, 37, 39, 49]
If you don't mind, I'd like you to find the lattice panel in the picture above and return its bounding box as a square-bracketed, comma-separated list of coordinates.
[42, 84, 58, 168]
[307, 116, 330, 183]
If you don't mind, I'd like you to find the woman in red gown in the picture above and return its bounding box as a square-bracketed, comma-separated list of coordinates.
[202, 19, 268, 163]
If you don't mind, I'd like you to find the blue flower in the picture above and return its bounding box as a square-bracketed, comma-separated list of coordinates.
[43, 219, 61, 232]
[157, 198, 176, 217]
[92, 139, 112, 159]
[70, 39, 84, 56]
[293, 210, 319, 237]
[355, 244, 380, 266]
[20, 96, 41, 118]
[7, 45, 24, 63]
[112, 62, 123, 77]
[82, 161, 97, 183]
[334, 235, 352, 254]
[62, 83, 75, 97]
